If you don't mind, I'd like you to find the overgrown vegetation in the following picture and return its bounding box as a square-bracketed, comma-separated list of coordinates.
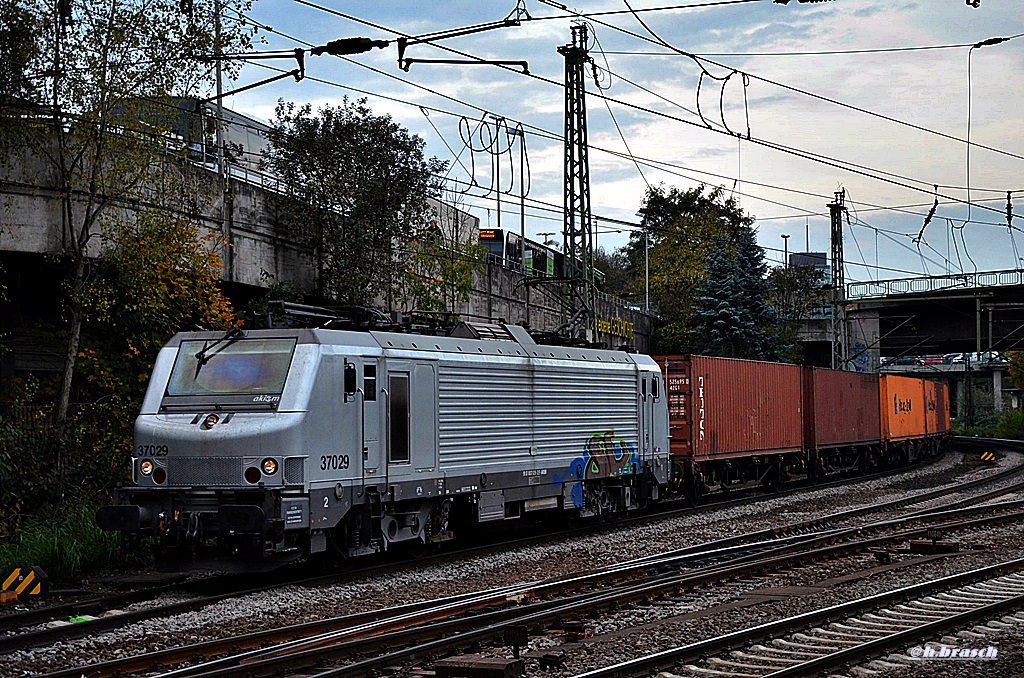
[953, 409, 1024, 439]
[0, 0, 255, 578]
[0, 215, 235, 579]
[0, 496, 143, 582]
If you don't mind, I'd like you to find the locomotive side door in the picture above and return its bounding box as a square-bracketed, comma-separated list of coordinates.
[383, 360, 438, 486]
[638, 372, 650, 464]
[361, 360, 383, 485]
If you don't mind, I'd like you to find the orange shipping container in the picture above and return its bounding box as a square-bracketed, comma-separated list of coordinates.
[923, 379, 951, 435]
[654, 355, 804, 462]
[879, 374, 928, 441]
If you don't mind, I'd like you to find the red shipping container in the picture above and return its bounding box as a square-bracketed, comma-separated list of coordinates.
[879, 374, 928, 441]
[806, 368, 881, 448]
[654, 355, 804, 461]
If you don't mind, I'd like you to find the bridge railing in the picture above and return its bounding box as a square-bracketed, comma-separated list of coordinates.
[848, 268, 1024, 300]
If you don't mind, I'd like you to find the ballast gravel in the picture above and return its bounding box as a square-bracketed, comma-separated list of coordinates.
[2, 450, 1020, 677]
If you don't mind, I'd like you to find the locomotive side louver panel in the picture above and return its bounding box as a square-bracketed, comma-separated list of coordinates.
[436, 360, 639, 468]
[437, 364, 534, 464]
[532, 367, 638, 459]
[168, 457, 241, 486]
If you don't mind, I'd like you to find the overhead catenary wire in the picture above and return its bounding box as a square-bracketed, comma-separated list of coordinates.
[269, 2, 1022, 222]
[588, 26, 651, 189]
[599, 42, 990, 57]
[236, 45, 1023, 235]
[287, 0, 1021, 219]
[227, 5, 1023, 278]
[19, 7, 1011, 290]
[562, 0, 1024, 164]
[142, 36, 1022, 244]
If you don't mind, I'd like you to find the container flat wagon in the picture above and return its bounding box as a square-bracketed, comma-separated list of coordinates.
[655, 355, 805, 496]
[804, 367, 882, 476]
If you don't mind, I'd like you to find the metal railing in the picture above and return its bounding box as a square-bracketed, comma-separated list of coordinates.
[848, 268, 1024, 300]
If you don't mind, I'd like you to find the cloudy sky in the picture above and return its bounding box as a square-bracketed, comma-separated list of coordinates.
[219, 0, 1024, 286]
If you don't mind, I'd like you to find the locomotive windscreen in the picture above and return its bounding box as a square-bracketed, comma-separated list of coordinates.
[166, 338, 297, 397]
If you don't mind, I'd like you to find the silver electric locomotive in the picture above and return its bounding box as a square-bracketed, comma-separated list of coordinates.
[97, 322, 671, 568]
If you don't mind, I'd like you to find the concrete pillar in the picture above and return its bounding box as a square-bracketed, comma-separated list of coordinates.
[956, 378, 966, 419]
[993, 370, 1004, 413]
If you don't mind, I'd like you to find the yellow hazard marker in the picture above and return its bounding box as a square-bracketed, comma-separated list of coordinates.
[1, 567, 49, 600]
[981, 451, 997, 462]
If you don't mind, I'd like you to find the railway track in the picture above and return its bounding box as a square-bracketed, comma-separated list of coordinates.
[30, 443, 1024, 678]
[575, 559, 1024, 678]
[0, 437, 980, 651]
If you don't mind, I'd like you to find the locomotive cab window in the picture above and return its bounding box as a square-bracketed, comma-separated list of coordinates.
[388, 373, 410, 464]
[165, 337, 296, 398]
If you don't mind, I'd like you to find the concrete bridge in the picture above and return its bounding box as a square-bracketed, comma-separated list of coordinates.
[881, 360, 1017, 418]
[0, 152, 654, 379]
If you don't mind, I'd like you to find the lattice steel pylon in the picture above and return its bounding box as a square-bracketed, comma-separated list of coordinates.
[829, 189, 848, 370]
[558, 24, 595, 343]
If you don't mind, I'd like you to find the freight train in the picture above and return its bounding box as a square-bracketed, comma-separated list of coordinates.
[656, 356, 950, 499]
[96, 317, 949, 570]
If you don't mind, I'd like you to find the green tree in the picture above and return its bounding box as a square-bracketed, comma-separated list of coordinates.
[0, 0, 42, 146]
[768, 264, 827, 323]
[0, 209, 236, 520]
[767, 263, 827, 363]
[262, 97, 444, 307]
[1006, 351, 1024, 398]
[632, 184, 777, 356]
[74, 210, 237, 488]
[687, 228, 780, 359]
[592, 246, 632, 298]
[0, 0, 255, 445]
[398, 190, 485, 317]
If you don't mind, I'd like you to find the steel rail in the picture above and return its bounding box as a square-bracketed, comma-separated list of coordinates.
[570, 557, 1024, 678]
[38, 584, 539, 678]
[39, 449, 1024, 676]
[4, 440, 963, 651]
[141, 506, 1024, 678]
[764, 587, 1024, 676]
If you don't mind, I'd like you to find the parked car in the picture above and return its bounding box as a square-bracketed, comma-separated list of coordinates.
[889, 356, 924, 366]
[962, 352, 1004, 364]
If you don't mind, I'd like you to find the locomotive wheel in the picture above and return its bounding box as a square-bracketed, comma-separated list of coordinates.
[406, 541, 436, 559]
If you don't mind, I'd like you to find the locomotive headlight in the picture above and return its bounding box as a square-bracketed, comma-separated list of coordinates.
[261, 458, 278, 475]
[201, 414, 220, 430]
[140, 460, 154, 476]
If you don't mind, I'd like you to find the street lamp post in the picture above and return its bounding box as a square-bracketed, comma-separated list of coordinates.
[781, 234, 790, 268]
[644, 230, 650, 313]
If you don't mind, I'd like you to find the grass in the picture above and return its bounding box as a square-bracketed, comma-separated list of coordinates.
[0, 499, 142, 584]
[953, 409, 1024, 440]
